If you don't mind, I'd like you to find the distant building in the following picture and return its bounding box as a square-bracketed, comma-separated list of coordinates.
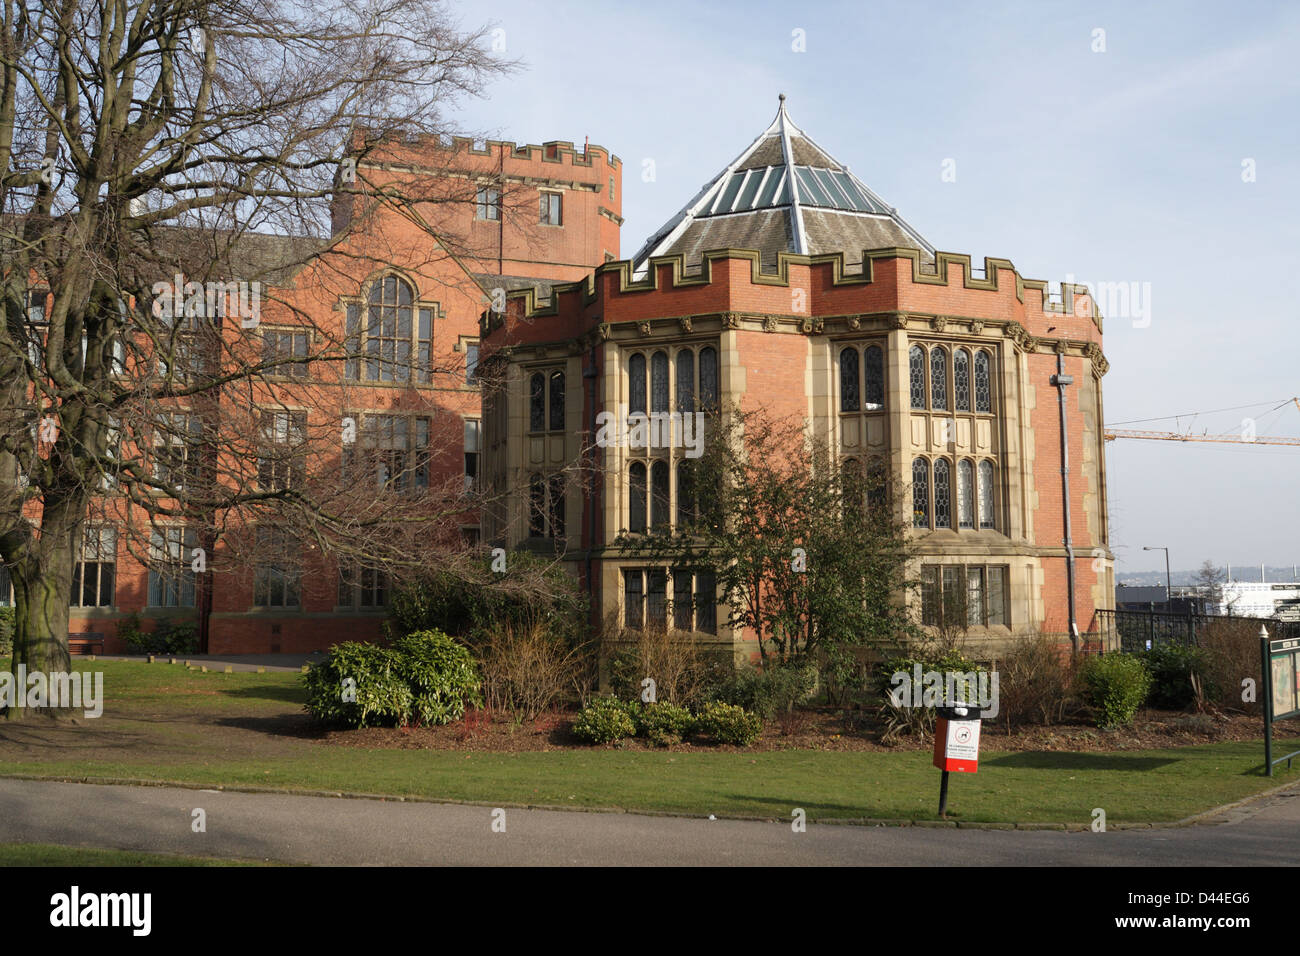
[1210, 582, 1300, 619]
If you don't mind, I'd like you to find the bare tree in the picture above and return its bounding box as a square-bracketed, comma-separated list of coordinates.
[0, 0, 522, 707]
[1193, 560, 1228, 614]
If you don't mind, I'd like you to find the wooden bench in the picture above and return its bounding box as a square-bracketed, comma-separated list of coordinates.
[68, 633, 105, 656]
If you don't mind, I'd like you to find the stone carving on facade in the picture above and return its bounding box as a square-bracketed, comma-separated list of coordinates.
[723, 311, 742, 330]
[638, 321, 652, 337]
[890, 313, 909, 330]
[969, 319, 984, 334]
[763, 316, 778, 332]
[677, 316, 693, 334]
[847, 316, 861, 331]
[930, 315, 947, 332]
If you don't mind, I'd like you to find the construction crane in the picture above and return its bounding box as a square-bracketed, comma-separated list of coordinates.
[1105, 398, 1300, 447]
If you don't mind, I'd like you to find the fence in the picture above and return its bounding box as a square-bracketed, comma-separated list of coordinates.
[1095, 608, 1300, 654]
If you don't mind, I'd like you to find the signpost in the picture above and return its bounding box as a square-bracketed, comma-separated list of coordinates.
[1260, 624, 1300, 776]
[933, 704, 982, 817]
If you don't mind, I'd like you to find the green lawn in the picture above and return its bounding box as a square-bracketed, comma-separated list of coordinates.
[1, 660, 1295, 824]
[0, 842, 262, 866]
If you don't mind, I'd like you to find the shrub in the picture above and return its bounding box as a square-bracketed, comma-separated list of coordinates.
[572, 696, 637, 744]
[479, 620, 590, 720]
[1197, 618, 1261, 714]
[1139, 643, 1204, 710]
[711, 662, 819, 721]
[116, 615, 199, 655]
[303, 642, 413, 728]
[606, 624, 731, 708]
[635, 701, 696, 746]
[392, 630, 483, 726]
[386, 553, 587, 645]
[303, 631, 481, 729]
[996, 634, 1076, 729]
[0, 606, 14, 657]
[1081, 653, 1152, 728]
[694, 701, 763, 746]
[874, 648, 985, 743]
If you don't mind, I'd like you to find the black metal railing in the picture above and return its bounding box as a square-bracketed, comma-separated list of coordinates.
[1095, 608, 1300, 654]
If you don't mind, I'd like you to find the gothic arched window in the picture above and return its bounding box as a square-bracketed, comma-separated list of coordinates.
[909, 346, 926, 409]
[930, 347, 948, 410]
[912, 458, 929, 528]
[933, 458, 952, 529]
[629, 353, 646, 415]
[979, 459, 996, 529]
[974, 351, 992, 413]
[840, 348, 859, 412]
[958, 459, 974, 528]
[954, 349, 970, 412]
[650, 351, 669, 413]
[629, 463, 647, 533]
[864, 345, 884, 410]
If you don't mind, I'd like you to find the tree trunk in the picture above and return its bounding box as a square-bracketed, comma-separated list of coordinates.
[4, 546, 75, 720]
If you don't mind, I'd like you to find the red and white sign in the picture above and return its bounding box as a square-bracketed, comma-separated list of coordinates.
[933, 717, 981, 773]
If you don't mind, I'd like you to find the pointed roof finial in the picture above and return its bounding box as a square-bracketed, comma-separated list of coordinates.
[778, 92, 786, 104]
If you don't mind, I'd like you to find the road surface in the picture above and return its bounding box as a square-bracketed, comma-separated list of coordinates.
[2, 777, 1297, 865]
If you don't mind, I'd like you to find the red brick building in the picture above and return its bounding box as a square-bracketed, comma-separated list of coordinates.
[480, 98, 1114, 657]
[30, 133, 621, 655]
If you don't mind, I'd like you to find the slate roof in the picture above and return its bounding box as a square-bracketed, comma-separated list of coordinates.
[631, 96, 935, 275]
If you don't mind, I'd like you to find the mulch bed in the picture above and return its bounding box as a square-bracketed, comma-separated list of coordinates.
[316, 705, 1300, 755]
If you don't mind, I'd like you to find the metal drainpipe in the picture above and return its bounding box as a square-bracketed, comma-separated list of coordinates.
[1051, 353, 1079, 654]
[584, 345, 600, 630]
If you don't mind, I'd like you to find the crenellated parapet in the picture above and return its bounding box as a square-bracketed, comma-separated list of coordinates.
[481, 246, 1107, 373]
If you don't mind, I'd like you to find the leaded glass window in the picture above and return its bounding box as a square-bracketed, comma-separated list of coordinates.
[529, 373, 545, 432]
[629, 353, 646, 415]
[548, 370, 565, 430]
[930, 347, 948, 410]
[548, 473, 565, 539]
[529, 474, 546, 537]
[954, 349, 970, 412]
[651, 460, 670, 528]
[629, 462, 647, 532]
[677, 460, 696, 527]
[967, 567, 985, 627]
[650, 351, 669, 413]
[933, 458, 952, 529]
[676, 349, 695, 412]
[909, 346, 926, 409]
[700, 347, 718, 411]
[912, 458, 929, 528]
[974, 351, 992, 413]
[364, 275, 413, 382]
[988, 567, 1007, 625]
[864, 345, 884, 410]
[839, 348, 859, 412]
[624, 571, 643, 628]
[958, 459, 974, 528]
[647, 571, 668, 628]
[674, 572, 694, 631]
[979, 459, 996, 529]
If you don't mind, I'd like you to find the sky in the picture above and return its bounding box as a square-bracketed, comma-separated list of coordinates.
[447, 0, 1300, 577]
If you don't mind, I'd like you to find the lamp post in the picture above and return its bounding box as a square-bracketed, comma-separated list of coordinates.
[1144, 546, 1171, 611]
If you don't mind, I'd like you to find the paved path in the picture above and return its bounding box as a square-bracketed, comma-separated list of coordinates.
[2, 778, 1299, 865]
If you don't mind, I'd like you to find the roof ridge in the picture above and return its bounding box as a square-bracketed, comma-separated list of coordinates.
[632, 96, 934, 274]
